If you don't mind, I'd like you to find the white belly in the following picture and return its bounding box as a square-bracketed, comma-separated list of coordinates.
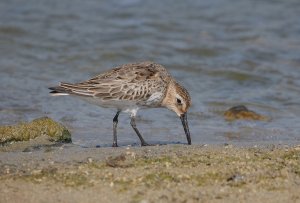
[77, 96, 140, 116]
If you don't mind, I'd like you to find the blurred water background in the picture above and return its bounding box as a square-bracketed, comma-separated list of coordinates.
[1, 0, 300, 147]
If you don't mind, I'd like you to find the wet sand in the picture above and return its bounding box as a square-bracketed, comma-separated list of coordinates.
[1, 143, 300, 203]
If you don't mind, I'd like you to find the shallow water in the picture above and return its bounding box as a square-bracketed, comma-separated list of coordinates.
[1, 0, 300, 147]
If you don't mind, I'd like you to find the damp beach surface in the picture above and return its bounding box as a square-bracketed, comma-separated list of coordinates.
[1, 144, 300, 203]
[1, 119, 300, 203]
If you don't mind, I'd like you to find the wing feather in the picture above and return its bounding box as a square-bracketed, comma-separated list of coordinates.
[55, 62, 171, 102]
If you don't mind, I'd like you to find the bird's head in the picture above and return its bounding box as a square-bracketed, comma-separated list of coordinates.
[162, 80, 192, 144]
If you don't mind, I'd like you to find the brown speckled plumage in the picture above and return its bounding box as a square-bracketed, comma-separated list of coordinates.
[54, 62, 171, 105]
[49, 61, 192, 146]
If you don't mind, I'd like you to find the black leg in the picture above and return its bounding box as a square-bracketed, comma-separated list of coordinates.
[130, 116, 150, 146]
[112, 111, 121, 147]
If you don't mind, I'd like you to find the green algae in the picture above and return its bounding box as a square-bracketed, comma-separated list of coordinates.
[142, 172, 179, 187]
[0, 117, 71, 144]
[23, 167, 90, 187]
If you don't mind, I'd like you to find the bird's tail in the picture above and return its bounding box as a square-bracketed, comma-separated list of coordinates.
[49, 85, 70, 96]
[49, 82, 95, 97]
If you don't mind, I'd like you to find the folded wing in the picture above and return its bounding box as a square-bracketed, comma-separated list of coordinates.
[49, 61, 171, 102]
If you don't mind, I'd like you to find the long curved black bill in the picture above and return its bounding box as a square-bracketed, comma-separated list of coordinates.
[180, 113, 191, 145]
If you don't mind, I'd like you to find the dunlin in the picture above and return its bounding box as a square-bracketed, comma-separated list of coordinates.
[49, 61, 191, 147]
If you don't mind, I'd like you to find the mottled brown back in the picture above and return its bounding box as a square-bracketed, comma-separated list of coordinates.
[53, 61, 172, 103]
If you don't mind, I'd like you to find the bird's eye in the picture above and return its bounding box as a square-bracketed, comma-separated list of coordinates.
[177, 98, 182, 104]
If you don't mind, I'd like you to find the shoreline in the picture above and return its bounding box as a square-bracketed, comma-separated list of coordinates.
[1, 143, 300, 202]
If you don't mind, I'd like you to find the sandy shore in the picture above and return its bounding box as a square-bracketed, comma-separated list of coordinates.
[1, 142, 300, 203]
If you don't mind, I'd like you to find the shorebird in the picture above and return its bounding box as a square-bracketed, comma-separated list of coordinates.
[49, 61, 191, 147]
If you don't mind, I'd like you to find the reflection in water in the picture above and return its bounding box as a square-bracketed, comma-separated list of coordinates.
[1, 0, 300, 146]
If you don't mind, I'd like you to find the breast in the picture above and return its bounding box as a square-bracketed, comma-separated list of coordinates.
[134, 91, 164, 107]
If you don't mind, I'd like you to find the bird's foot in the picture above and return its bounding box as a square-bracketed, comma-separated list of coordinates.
[141, 142, 154, 147]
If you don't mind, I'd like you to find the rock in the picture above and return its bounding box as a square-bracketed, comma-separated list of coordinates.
[224, 105, 269, 121]
[106, 154, 134, 168]
[0, 117, 71, 144]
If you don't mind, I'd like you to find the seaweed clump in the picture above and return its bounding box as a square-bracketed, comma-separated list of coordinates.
[0, 117, 71, 144]
[224, 105, 269, 121]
